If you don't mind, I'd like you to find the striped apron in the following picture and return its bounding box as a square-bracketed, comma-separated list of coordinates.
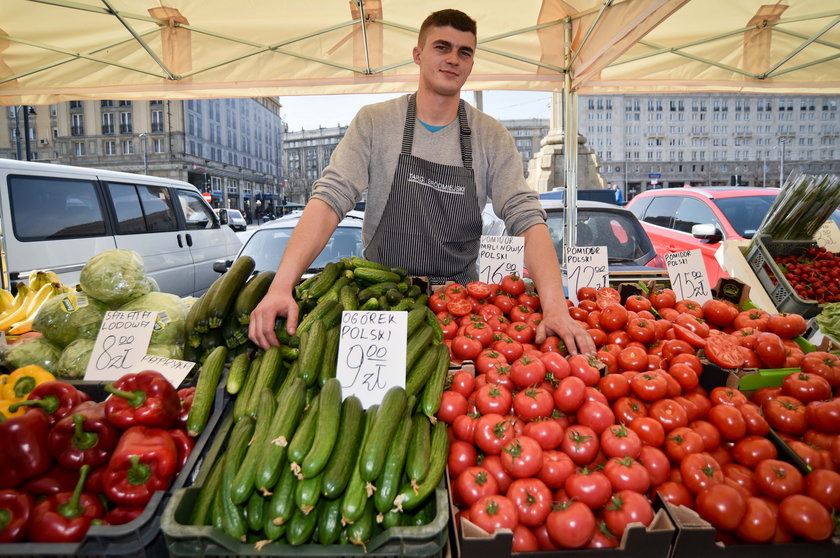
[365, 96, 482, 285]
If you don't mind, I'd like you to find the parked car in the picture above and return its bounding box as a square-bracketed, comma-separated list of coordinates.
[482, 200, 667, 285]
[214, 208, 248, 232]
[626, 186, 840, 286]
[215, 210, 365, 274]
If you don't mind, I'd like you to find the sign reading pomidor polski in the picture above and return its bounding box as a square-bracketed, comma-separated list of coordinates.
[664, 249, 712, 305]
[565, 246, 608, 305]
[478, 235, 524, 285]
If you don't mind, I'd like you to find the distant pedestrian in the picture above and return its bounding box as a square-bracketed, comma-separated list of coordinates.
[612, 184, 624, 205]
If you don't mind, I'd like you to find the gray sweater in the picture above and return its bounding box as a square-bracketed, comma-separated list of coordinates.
[311, 94, 546, 248]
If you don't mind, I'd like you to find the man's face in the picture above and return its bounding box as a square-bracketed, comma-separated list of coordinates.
[413, 25, 476, 97]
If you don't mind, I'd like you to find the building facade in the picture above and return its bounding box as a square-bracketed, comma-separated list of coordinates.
[282, 125, 347, 204]
[1, 97, 284, 220]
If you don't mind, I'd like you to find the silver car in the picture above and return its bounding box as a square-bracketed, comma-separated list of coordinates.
[214, 208, 248, 232]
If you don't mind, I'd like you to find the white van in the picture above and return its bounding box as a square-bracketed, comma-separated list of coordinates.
[0, 160, 242, 296]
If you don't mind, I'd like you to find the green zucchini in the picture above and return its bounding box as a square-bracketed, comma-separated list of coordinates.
[232, 353, 262, 421]
[191, 275, 224, 335]
[405, 414, 431, 487]
[234, 270, 275, 324]
[373, 403, 413, 513]
[185, 345, 227, 437]
[231, 387, 277, 505]
[188, 449, 226, 525]
[320, 395, 364, 499]
[317, 497, 343, 545]
[225, 352, 251, 395]
[359, 386, 408, 482]
[395, 420, 449, 511]
[207, 256, 256, 328]
[300, 378, 342, 479]
[340, 405, 378, 524]
[317, 327, 341, 386]
[287, 392, 321, 473]
[254, 377, 306, 494]
[221, 415, 256, 541]
[286, 506, 320, 546]
[200, 328, 225, 352]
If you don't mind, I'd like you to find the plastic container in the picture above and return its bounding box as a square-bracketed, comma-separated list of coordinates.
[745, 234, 821, 318]
[161, 411, 449, 558]
[0, 374, 228, 558]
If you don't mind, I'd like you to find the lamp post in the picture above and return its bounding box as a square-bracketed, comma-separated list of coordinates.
[138, 133, 149, 175]
[779, 138, 787, 187]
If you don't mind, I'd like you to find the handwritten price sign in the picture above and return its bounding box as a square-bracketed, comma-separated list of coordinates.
[127, 354, 196, 387]
[84, 311, 156, 381]
[566, 246, 608, 305]
[664, 249, 712, 305]
[814, 220, 840, 253]
[335, 311, 407, 409]
[478, 235, 524, 285]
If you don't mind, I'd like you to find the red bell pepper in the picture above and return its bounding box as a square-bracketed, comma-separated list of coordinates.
[102, 426, 177, 507]
[84, 466, 106, 496]
[104, 505, 145, 526]
[0, 489, 34, 543]
[48, 401, 119, 470]
[168, 428, 195, 472]
[176, 387, 196, 430]
[21, 465, 80, 497]
[104, 370, 180, 430]
[8, 381, 89, 425]
[0, 408, 52, 489]
[27, 465, 105, 543]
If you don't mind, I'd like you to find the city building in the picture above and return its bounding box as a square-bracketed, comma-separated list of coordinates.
[1, 97, 284, 220]
[282, 124, 347, 204]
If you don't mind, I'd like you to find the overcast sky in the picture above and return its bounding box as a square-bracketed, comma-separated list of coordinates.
[278, 90, 553, 131]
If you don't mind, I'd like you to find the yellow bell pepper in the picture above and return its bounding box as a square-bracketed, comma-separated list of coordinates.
[0, 365, 55, 402]
[0, 398, 25, 419]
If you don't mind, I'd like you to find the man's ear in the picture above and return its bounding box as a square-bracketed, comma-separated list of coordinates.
[412, 46, 421, 65]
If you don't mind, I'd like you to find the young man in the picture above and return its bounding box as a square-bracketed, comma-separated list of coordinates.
[249, 9, 595, 356]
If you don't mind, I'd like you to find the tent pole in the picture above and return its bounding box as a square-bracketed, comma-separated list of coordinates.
[563, 19, 578, 264]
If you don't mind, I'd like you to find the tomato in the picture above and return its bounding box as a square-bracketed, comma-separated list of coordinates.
[539, 335, 566, 355]
[598, 373, 630, 402]
[783, 340, 805, 368]
[649, 398, 689, 432]
[629, 371, 668, 402]
[750, 386, 783, 407]
[562, 467, 610, 509]
[600, 423, 643, 459]
[568, 354, 601, 386]
[653, 480, 694, 508]
[663, 426, 704, 463]
[734, 497, 777, 543]
[456, 466, 499, 507]
[575, 401, 616, 436]
[546, 500, 595, 548]
[448, 440, 478, 478]
[450, 334, 483, 361]
[762, 395, 808, 435]
[683, 391, 712, 420]
[688, 419, 721, 452]
[739, 402, 771, 436]
[595, 287, 622, 310]
[602, 490, 654, 539]
[782, 372, 832, 404]
[436, 389, 468, 424]
[597, 303, 628, 332]
[474, 413, 515, 455]
[512, 524, 539, 553]
[554, 376, 587, 413]
[604, 456, 651, 493]
[805, 468, 840, 511]
[561, 425, 600, 466]
[462, 321, 493, 348]
[801, 351, 840, 387]
[501, 273, 526, 297]
[500, 436, 544, 478]
[504, 478, 552, 528]
[523, 419, 564, 451]
[778, 494, 833, 541]
[449, 370, 476, 399]
[513, 387, 554, 421]
[754, 331, 787, 368]
[466, 280, 492, 300]
[635, 445, 670, 486]
[662, 339, 695, 361]
[485, 366, 515, 392]
[492, 293, 516, 315]
[731, 435, 777, 468]
[510, 305, 534, 324]
[474, 383, 513, 416]
[707, 404, 747, 442]
[452, 413, 478, 444]
[518, 291, 541, 311]
[734, 309, 770, 331]
[446, 296, 473, 316]
[629, 416, 666, 447]
[538, 450, 576, 489]
[650, 288, 677, 310]
[666, 363, 698, 392]
[806, 398, 840, 433]
[754, 459, 804, 501]
[704, 334, 743, 369]
[695, 483, 746, 531]
[469, 495, 519, 535]
[613, 396, 648, 425]
[474, 350, 507, 375]
[767, 312, 808, 339]
[702, 299, 739, 328]
[493, 336, 524, 363]
[680, 452, 725, 495]
[588, 521, 620, 549]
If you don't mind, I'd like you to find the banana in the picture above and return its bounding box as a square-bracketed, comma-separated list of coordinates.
[0, 289, 13, 313]
[43, 271, 62, 285]
[7, 318, 33, 335]
[22, 282, 57, 317]
[5, 283, 31, 314]
[0, 298, 33, 331]
[28, 270, 47, 291]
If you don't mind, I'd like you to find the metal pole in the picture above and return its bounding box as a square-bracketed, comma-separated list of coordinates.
[762, 150, 766, 188]
[22, 106, 32, 161]
[779, 138, 786, 187]
[14, 107, 22, 160]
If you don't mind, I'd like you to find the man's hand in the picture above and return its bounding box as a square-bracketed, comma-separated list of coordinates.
[248, 286, 299, 350]
[535, 304, 596, 357]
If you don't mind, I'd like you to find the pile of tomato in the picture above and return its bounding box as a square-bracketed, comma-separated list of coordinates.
[775, 246, 840, 304]
[429, 277, 840, 552]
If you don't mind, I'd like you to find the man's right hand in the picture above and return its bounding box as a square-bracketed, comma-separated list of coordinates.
[248, 287, 299, 350]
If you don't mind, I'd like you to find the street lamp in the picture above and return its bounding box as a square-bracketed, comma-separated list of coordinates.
[138, 133, 149, 175]
[13, 106, 36, 161]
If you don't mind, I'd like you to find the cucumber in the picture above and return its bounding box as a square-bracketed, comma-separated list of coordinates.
[347, 498, 376, 547]
[287, 392, 321, 473]
[385, 288, 403, 306]
[185, 345, 227, 437]
[234, 270, 275, 324]
[225, 352, 251, 395]
[231, 387, 277, 505]
[221, 415, 256, 541]
[360, 297, 380, 311]
[390, 298, 415, 311]
[406, 324, 434, 373]
[300, 378, 342, 478]
[320, 395, 364, 499]
[405, 342, 440, 397]
[296, 298, 339, 335]
[406, 495, 437, 526]
[244, 345, 285, 416]
[287, 506, 320, 546]
[274, 319, 301, 347]
[307, 261, 342, 299]
[207, 256, 256, 328]
[406, 284, 422, 299]
[191, 276, 223, 336]
[405, 414, 431, 487]
[359, 386, 408, 482]
[425, 306, 444, 344]
[265, 462, 298, 530]
[373, 403, 413, 513]
[395, 420, 449, 511]
[320, 300, 344, 330]
[211, 476, 225, 531]
[232, 353, 262, 421]
[262, 497, 287, 541]
[421, 344, 451, 418]
[348, 256, 390, 271]
[319, 275, 350, 303]
[294, 470, 323, 515]
[340, 405, 378, 524]
[245, 490, 265, 533]
[338, 284, 359, 312]
[254, 377, 306, 494]
[188, 449, 226, 525]
[380, 508, 404, 529]
[317, 497, 343, 545]
[297, 319, 325, 387]
[278, 345, 300, 362]
[317, 327, 341, 386]
[357, 281, 400, 301]
[352, 267, 401, 285]
[294, 273, 319, 300]
[405, 305, 428, 338]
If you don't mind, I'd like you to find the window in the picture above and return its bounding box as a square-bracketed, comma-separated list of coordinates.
[673, 198, 720, 234]
[176, 190, 218, 230]
[153, 138, 165, 153]
[119, 112, 133, 134]
[102, 113, 115, 135]
[71, 114, 84, 136]
[641, 197, 680, 229]
[9, 175, 106, 240]
[104, 140, 116, 156]
[123, 140, 134, 155]
[151, 111, 164, 133]
[74, 142, 85, 156]
[107, 182, 178, 234]
[70, 101, 83, 109]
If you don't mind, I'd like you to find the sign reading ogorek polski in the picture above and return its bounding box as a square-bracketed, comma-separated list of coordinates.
[664, 249, 712, 304]
[478, 235, 524, 285]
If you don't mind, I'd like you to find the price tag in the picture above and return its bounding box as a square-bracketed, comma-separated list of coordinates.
[565, 246, 608, 305]
[127, 354, 196, 387]
[84, 311, 156, 382]
[478, 235, 524, 285]
[664, 249, 712, 304]
[814, 220, 840, 253]
[335, 311, 407, 409]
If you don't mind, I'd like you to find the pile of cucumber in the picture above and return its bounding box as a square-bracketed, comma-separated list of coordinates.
[185, 256, 452, 548]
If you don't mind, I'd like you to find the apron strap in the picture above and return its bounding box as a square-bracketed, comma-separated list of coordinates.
[402, 95, 473, 169]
